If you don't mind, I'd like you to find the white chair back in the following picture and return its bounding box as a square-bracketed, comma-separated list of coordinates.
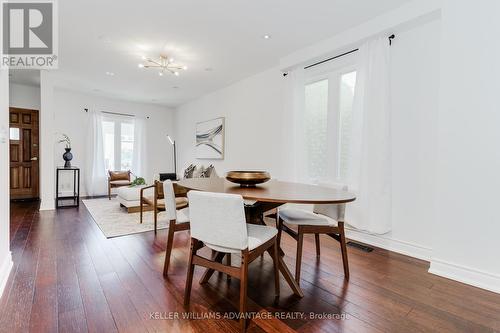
[163, 180, 177, 220]
[187, 191, 248, 250]
[313, 183, 348, 220]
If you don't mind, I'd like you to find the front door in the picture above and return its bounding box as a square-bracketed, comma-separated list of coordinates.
[9, 108, 39, 200]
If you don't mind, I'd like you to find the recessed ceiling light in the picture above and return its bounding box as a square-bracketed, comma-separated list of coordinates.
[263, 34, 271, 39]
[158, 72, 163, 76]
[105, 71, 115, 76]
[174, 71, 179, 76]
[138, 63, 144, 68]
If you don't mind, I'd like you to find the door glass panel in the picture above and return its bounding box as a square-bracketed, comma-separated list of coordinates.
[9, 127, 20, 140]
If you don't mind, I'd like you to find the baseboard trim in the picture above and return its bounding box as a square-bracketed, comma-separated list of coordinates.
[429, 258, 500, 294]
[345, 228, 432, 261]
[0, 251, 13, 298]
[39, 199, 55, 211]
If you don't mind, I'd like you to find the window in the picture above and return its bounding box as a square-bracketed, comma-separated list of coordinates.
[102, 116, 135, 171]
[303, 58, 356, 184]
[9, 128, 20, 140]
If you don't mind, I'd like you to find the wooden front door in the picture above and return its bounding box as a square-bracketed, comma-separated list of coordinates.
[9, 108, 39, 200]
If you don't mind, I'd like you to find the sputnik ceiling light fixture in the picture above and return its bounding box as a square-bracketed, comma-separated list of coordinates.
[138, 54, 187, 77]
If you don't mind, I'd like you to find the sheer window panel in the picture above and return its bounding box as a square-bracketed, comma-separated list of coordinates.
[304, 79, 329, 183]
[120, 122, 134, 170]
[338, 71, 357, 180]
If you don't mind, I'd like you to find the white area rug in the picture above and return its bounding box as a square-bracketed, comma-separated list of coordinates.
[83, 198, 169, 238]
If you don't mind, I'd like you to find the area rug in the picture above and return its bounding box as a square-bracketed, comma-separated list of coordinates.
[82, 198, 169, 238]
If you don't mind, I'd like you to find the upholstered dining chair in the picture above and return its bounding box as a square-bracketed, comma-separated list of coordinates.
[184, 191, 280, 332]
[162, 180, 190, 276]
[277, 185, 350, 285]
[139, 180, 188, 233]
[107, 170, 132, 199]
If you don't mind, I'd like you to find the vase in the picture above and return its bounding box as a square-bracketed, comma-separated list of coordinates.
[63, 148, 73, 168]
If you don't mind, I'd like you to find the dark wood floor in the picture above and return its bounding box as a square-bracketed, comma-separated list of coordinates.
[1, 201, 499, 333]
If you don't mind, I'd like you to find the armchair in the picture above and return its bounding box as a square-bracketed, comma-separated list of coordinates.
[107, 170, 132, 200]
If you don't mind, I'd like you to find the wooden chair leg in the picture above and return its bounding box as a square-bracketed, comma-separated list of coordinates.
[163, 220, 176, 276]
[239, 250, 249, 332]
[295, 227, 304, 286]
[199, 251, 225, 284]
[276, 217, 284, 256]
[153, 209, 158, 234]
[271, 241, 280, 300]
[184, 239, 197, 307]
[226, 254, 232, 282]
[108, 184, 111, 200]
[315, 233, 321, 257]
[139, 197, 143, 224]
[338, 222, 350, 280]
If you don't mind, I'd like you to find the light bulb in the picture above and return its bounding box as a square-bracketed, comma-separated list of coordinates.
[159, 72, 163, 76]
[174, 71, 179, 76]
[182, 65, 188, 70]
[138, 63, 144, 68]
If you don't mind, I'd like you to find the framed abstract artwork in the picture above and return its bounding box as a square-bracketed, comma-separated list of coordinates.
[196, 117, 225, 159]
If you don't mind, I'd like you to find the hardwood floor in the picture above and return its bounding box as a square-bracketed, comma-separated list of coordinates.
[1, 201, 499, 333]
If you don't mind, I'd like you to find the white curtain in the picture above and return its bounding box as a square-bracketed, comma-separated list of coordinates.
[131, 117, 147, 179]
[283, 68, 306, 182]
[345, 36, 392, 234]
[85, 111, 107, 196]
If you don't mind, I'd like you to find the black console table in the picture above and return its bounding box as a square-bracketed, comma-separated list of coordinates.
[56, 166, 80, 208]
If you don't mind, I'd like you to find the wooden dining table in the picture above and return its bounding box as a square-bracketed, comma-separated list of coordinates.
[177, 177, 356, 298]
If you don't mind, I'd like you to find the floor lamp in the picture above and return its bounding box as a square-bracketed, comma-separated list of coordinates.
[167, 135, 177, 180]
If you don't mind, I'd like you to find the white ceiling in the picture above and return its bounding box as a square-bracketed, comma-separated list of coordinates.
[11, 0, 411, 107]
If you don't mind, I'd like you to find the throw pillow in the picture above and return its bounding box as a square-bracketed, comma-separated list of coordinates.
[183, 164, 195, 179]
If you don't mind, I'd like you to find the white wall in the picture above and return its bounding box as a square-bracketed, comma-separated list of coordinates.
[429, 0, 500, 293]
[175, 67, 287, 178]
[0, 69, 12, 298]
[53, 89, 176, 196]
[9, 83, 40, 110]
[174, 19, 441, 261]
[39, 71, 56, 210]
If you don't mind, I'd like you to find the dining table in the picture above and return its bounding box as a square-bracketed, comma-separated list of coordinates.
[177, 177, 356, 298]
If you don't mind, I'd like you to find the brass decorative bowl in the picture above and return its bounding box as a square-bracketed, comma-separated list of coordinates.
[226, 171, 271, 187]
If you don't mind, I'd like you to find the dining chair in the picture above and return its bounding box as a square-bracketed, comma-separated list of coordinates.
[140, 180, 188, 233]
[162, 180, 190, 276]
[184, 191, 280, 332]
[277, 185, 350, 285]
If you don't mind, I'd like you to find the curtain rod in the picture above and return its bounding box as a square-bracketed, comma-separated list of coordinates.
[297, 34, 396, 72]
[101, 111, 135, 118]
